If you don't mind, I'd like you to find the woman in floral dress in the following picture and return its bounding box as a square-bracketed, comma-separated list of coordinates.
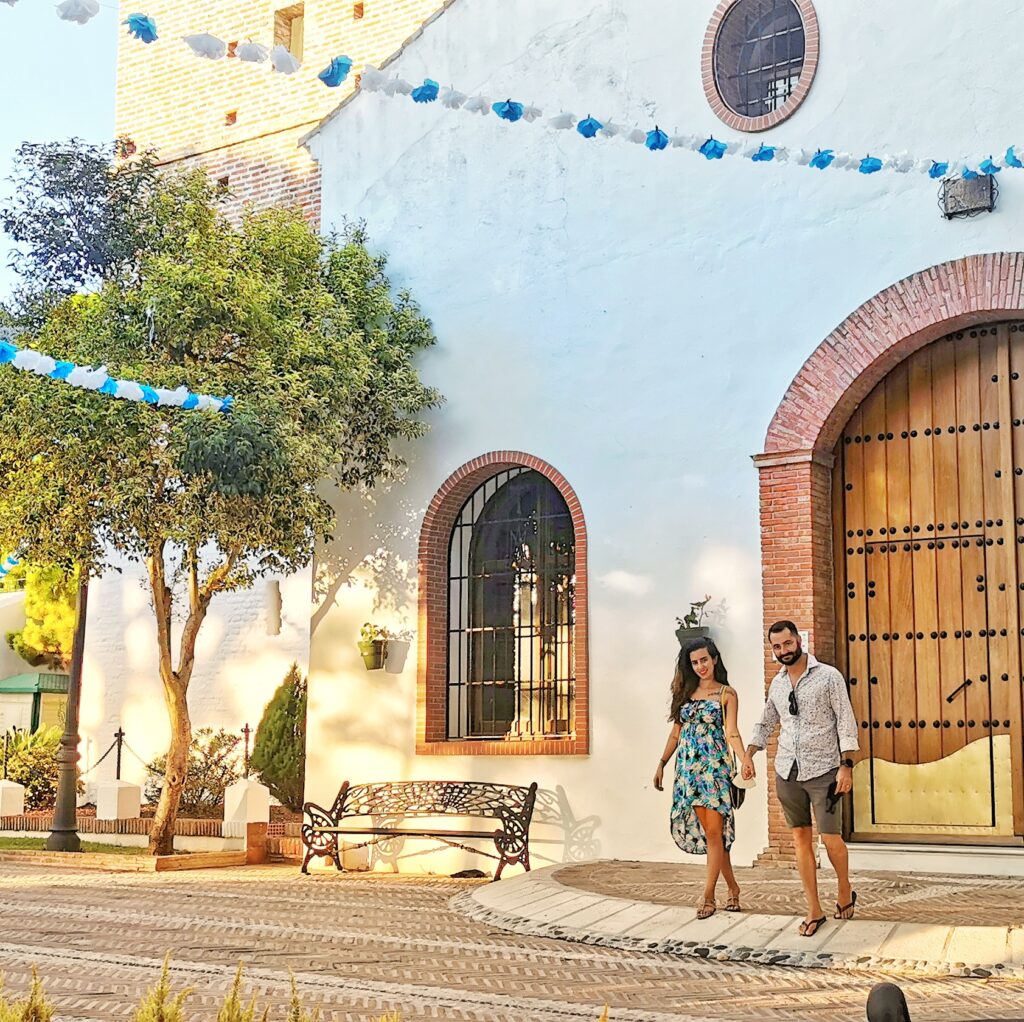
[653, 638, 754, 919]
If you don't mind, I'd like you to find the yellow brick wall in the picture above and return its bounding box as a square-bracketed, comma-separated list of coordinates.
[115, 0, 447, 219]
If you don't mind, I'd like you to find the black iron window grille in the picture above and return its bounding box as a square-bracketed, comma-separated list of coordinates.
[714, 0, 806, 119]
[447, 469, 576, 741]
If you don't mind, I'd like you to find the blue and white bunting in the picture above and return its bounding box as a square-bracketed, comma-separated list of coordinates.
[0, 554, 19, 580]
[0, 340, 233, 414]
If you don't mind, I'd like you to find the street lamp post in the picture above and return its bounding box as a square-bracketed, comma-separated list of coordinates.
[45, 576, 89, 852]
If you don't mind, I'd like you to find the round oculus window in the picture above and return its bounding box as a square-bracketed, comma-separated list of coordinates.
[703, 0, 819, 132]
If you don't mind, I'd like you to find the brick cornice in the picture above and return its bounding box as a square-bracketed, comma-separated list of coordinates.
[763, 253, 1024, 457]
[417, 451, 590, 757]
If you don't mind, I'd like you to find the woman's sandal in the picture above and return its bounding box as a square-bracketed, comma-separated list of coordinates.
[799, 916, 827, 937]
[834, 891, 857, 920]
[697, 900, 717, 920]
[725, 892, 742, 913]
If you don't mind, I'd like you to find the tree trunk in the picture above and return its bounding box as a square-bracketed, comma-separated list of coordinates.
[148, 679, 190, 855]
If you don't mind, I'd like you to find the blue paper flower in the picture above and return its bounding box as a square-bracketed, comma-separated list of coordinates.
[809, 149, 835, 170]
[699, 137, 726, 159]
[139, 384, 160, 404]
[49, 361, 75, 380]
[0, 342, 16, 364]
[220, 395, 235, 413]
[411, 79, 439, 103]
[1006, 146, 1023, 169]
[859, 155, 883, 174]
[99, 378, 118, 396]
[182, 393, 199, 410]
[492, 99, 524, 122]
[963, 168, 980, 180]
[318, 55, 353, 88]
[124, 13, 157, 42]
[979, 157, 1001, 175]
[751, 144, 776, 163]
[646, 126, 670, 152]
[576, 115, 603, 139]
[929, 161, 950, 179]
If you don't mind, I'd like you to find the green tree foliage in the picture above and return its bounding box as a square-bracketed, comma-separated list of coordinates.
[250, 663, 307, 812]
[0, 562, 77, 670]
[4, 726, 70, 811]
[145, 728, 241, 814]
[0, 139, 440, 853]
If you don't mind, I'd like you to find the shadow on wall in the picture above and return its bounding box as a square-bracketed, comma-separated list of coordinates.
[354, 784, 603, 875]
[312, 479, 425, 639]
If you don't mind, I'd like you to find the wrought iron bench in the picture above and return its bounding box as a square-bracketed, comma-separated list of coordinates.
[300, 779, 538, 880]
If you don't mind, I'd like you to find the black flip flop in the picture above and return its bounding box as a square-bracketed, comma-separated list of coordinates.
[799, 916, 827, 937]
[834, 891, 857, 920]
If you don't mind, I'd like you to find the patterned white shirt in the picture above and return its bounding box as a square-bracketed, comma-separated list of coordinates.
[749, 654, 860, 782]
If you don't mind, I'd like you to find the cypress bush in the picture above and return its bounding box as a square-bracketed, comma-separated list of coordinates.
[250, 663, 307, 812]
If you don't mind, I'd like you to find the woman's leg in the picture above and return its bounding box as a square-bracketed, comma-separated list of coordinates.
[693, 806, 724, 903]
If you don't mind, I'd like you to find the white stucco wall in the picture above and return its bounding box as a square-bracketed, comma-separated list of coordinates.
[79, 559, 311, 789]
[0, 592, 27, 681]
[304, 0, 1024, 869]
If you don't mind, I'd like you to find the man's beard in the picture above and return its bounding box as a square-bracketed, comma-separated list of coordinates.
[777, 645, 803, 665]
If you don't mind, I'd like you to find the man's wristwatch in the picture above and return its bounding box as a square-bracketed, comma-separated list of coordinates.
[840, 758, 854, 768]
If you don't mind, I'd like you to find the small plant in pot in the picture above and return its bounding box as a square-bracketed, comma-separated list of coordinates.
[358, 622, 390, 670]
[675, 595, 726, 648]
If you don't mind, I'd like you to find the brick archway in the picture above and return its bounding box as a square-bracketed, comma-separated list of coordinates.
[755, 253, 1024, 860]
[416, 451, 589, 756]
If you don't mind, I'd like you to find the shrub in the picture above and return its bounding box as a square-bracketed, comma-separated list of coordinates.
[0, 967, 54, 1022]
[133, 956, 190, 1022]
[2, 563, 77, 671]
[250, 664, 307, 813]
[145, 728, 241, 812]
[5, 726, 69, 811]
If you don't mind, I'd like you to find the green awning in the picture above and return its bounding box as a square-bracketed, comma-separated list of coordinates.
[0, 672, 69, 694]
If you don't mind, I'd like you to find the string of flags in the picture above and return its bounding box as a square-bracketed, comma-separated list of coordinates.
[0, 554, 19, 581]
[3, 4, 1020, 181]
[0, 339, 234, 413]
[358, 66, 1022, 181]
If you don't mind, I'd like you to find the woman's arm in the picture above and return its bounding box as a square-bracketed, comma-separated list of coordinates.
[653, 723, 682, 790]
[724, 687, 756, 779]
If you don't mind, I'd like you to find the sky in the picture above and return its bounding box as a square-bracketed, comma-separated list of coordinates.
[0, 3, 117, 302]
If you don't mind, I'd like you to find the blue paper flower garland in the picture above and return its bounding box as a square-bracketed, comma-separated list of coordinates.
[0, 340, 233, 413]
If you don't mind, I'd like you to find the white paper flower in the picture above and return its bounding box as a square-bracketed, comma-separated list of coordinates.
[463, 95, 491, 115]
[235, 41, 268, 63]
[270, 44, 300, 74]
[359, 65, 386, 91]
[12, 349, 42, 371]
[31, 355, 57, 376]
[521, 105, 543, 123]
[183, 33, 226, 59]
[115, 380, 144, 402]
[547, 112, 575, 130]
[56, 0, 99, 24]
[440, 87, 467, 109]
[157, 386, 189, 407]
[627, 128, 647, 144]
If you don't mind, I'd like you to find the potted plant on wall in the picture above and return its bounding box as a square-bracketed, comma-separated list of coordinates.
[357, 622, 389, 670]
[675, 595, 725, 648]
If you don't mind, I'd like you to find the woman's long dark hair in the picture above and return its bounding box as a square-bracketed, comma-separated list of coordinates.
[668, 638, 729, 722]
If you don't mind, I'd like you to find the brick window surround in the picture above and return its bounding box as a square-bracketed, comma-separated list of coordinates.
[754, 253, 1024, 861]
[417, 451, 590, 757]
[702, 0, 820, 133]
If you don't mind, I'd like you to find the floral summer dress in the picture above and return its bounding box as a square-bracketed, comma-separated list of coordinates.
[670, 687, 736, 855]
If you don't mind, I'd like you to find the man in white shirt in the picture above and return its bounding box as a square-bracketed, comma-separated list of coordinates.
[745, 620, 859, 937]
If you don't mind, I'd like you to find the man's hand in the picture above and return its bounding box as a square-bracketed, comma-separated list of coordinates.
[835, 764, 853, 795]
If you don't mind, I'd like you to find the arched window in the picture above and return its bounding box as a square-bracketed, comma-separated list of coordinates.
[448, 469, 575, 740]
[703, 0, 819, 132]
[417, 452, 589, 756]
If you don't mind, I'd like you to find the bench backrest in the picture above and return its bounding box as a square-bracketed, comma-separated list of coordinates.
[330, 780, 537, 826]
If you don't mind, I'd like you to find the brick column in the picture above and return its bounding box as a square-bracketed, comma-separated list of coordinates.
[753, 449, 835, 863]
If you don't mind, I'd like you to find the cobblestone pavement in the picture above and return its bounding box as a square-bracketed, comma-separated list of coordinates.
[1, 864, 1023, 1022]
[556, 861, 1024, 927]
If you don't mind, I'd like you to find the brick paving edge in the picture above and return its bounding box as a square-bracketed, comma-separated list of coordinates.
[448, 890, 1024, 982]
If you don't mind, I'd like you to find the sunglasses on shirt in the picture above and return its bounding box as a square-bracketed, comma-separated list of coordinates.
[788, 689, 799, 716]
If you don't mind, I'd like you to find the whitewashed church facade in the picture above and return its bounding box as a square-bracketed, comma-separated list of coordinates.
[298, 0, 1024, 874]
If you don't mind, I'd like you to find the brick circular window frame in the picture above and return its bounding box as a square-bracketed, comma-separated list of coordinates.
[702, 0, 820, 133]
[752, 253, 1024, 862]
[416, 451, 589, 757]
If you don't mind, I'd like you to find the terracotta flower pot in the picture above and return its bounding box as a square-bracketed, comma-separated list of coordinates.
[357, 639, 388, 670]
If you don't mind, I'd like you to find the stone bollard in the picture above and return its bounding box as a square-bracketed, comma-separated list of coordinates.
[95, 780, 142, 820]
[224, 779, 271, 865]
[0, 779, 25, 817]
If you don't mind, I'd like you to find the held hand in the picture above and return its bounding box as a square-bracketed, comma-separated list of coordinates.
[653, 764, 665, 791]
[835, 765, 853, 795]
[741, 755, 756, 781]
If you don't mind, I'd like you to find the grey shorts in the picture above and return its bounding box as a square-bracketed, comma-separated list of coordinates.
[775, 766, 842, 833]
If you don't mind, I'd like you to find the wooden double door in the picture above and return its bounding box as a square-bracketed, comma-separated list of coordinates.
[836, 322, 1024, 842]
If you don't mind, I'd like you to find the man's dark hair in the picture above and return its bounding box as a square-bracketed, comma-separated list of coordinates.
[768, 619, 800, 639]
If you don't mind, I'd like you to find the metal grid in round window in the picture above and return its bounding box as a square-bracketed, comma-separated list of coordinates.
[704, 0, 818, 131]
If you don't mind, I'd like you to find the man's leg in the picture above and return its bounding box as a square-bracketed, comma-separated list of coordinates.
[820, 833, 853, 915]
[792, 825, 824, 923]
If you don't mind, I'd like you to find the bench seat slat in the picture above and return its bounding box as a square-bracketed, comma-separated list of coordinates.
[313, 826, 501, 839]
